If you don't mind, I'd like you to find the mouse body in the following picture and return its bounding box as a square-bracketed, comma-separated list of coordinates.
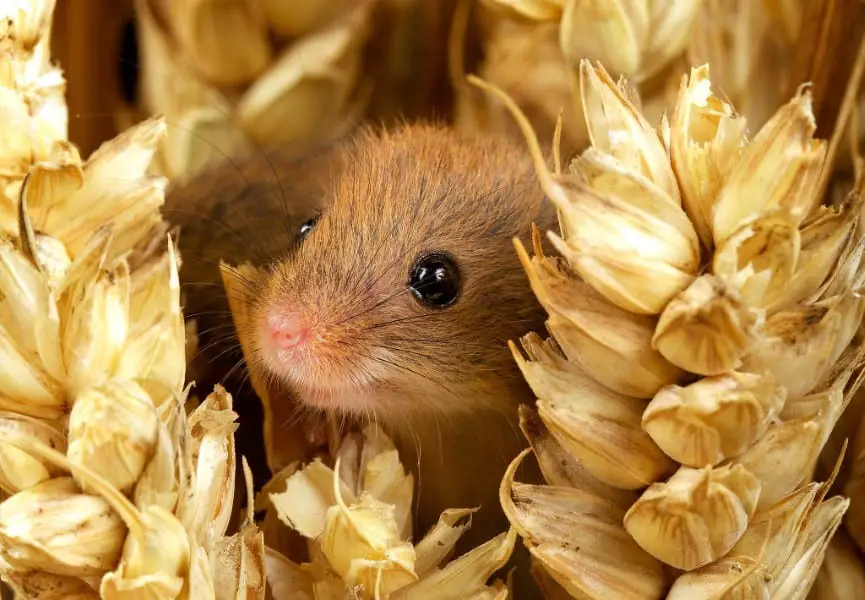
[163, 122, 558, 588]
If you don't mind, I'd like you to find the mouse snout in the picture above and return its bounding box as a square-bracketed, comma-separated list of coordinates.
[265, 311, 311, 351]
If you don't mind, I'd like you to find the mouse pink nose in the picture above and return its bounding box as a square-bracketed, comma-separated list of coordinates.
[267, 313, 310, 350]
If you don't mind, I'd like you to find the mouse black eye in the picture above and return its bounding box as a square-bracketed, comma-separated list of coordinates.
[298, 216, 318, 239]
[409, 251, 461, 309]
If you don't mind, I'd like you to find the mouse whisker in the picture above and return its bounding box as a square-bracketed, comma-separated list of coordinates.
[162, 205, 268, 264]
[235, 367, 253, 396]
[173, 249, 232, 271]
[348, 220, 406, 299]
[179, 281, 232, 289]
[79, 84, 282, 233]
[191, 323, 241, 339]
[219, 264, 263, 288]
[329, 286, 410, 329]
[221, 354, 248, 385]
[356, 307, 477, 333]
[381, 336, 511, 351]
[83, 81, 320, 265]
[367, 346, 462, 367]
[332, 269, 465, 330]
[195, 338, 242, 363]
[183, 309, 237, 318]
[190, 337, 238, 361]
[192, 327, 241, 346]
[175, 261, 260, 299]
[360, 353, 461, 405]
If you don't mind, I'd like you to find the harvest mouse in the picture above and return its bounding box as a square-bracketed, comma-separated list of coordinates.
[163, 122, 557, 587]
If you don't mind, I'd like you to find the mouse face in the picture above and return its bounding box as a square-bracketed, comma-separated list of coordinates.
[245, 124, 556, 423]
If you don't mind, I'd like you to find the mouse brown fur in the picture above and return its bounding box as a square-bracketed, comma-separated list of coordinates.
[163, 122, 558, 591]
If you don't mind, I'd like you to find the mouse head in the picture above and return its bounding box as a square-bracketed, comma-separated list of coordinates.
[244, 124, 555, 423]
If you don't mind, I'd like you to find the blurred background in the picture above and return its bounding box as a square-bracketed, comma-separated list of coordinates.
[52, 0, 459, 169]
[53, 0, 864, 189]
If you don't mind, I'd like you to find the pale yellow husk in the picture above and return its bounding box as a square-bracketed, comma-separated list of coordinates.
[134, 0, 453, 184]
[256, 424, 517, 599]
[467, 39, 865, 597]
[0, 3, 274, 598]
[457, 0, 818, 189]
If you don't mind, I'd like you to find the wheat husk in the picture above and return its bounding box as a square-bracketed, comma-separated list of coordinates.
[455, 0, 864, 183]
[454, 0, 706, 158]
[135, 0, 376, 183]
[0, 3, 262, 597]
[257, 425, 515, 598]
[133, 0, 455, 184]
[467, 13, 865, 590]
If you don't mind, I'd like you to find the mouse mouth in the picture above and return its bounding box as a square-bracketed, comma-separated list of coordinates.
[289, 380, 381, 415]
[257, 344, 388, 416]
